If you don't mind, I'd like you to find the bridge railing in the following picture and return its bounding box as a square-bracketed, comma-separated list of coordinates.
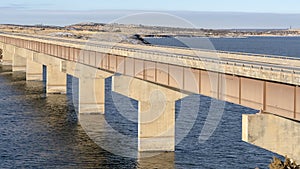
[1, 33, 300, 86]
[103, 44, 300, 73]
[2, 31, 300, 62]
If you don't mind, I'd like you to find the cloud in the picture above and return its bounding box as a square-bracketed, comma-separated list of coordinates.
[0, 3, 53, 10]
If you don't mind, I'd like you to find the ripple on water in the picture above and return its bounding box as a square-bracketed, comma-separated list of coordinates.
[0, 66, 282, 168]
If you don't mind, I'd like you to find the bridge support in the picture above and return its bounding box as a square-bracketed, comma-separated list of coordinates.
[79, 77, 105, 114]
[112, 75, 186, 152]
[60, 61, 113, 114]
[26, 59, 43, 81]
[12, 51, 26, 72]
[1, 43, 13, 65]
[46, 65, 66, 94]
[242, 113, 300, 162]
[138, 100, 176, 152]
[138, 152, 175, 168]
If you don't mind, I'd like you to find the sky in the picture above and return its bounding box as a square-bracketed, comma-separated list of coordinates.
[1, 0, 300, 13]
[1, 0, 300, 28]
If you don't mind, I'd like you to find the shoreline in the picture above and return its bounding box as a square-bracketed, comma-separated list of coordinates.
[1, 23, 300, 43]
[144, 34, 300, 39]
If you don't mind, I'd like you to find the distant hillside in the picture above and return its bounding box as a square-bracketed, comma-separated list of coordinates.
[0, 23, 299, 43]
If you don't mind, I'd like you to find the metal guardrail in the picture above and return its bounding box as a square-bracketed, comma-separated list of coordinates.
[99, 44, 300, 75]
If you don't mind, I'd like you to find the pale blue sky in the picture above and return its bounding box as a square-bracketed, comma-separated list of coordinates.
[1, 1, 300, 28]
[1, 0, 300, 13]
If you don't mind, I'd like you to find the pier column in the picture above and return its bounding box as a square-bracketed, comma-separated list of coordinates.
[79, 77, 105, 114]
[138, 152, 175, 168]
[242, 113, 300, 162]
[12, 54, 26, 72]
[1, 43, 13, 65]
[112, 75, 186, 152]
[26, 59, 43, 81]
[11, 46, 26, 72]
[60, 61, 112, 114]
[138, 99, 176, 151]
[46, 65, 66, 94]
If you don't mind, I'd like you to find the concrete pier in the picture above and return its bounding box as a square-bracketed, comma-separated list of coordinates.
[46, 65, 66, 94]
[12, 55, 26, 72]
[138, 152, 175, 168]
[60, 61, 113, 114]
[112, 75, 186, 152]
[79, 77, 105, 114]
[138, 100, 176, 151]
[26, 59, 43, 81]
[12, 48, 26, 72]
[242, 113, 300, 162]
[1, 43, 13, 65]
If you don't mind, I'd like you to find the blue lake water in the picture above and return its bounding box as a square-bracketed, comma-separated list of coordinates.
[144, 36, 300, 58]
[0, 36, 291, 168]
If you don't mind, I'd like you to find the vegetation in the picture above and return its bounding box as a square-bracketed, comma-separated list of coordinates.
[1, 23, 300, 39]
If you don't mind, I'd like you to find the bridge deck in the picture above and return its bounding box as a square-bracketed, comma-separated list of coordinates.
[1, 32, 300, 121]
[2, 32, 300, 71]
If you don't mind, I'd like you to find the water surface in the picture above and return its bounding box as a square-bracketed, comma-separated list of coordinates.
[0, 63, 280, 168]
[145, 36, 300, 58]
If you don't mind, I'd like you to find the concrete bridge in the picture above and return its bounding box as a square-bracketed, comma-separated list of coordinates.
[0, 32, 299, 160]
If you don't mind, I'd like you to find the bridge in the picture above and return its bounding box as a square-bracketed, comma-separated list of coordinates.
[0, 32, 299, 160]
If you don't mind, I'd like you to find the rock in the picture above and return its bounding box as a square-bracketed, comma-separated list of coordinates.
[269, 156, 300, 169]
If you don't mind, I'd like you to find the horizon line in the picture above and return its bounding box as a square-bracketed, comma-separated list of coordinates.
[2, 8, 300, 15]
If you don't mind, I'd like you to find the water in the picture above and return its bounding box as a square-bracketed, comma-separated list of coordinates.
[0, 64, 280, 169]
[144, 36, 300, 58]
[0, 37, 288, 169]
